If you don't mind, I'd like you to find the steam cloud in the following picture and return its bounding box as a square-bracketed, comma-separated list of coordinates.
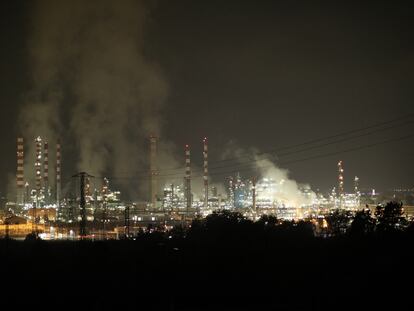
[19, 0, 171, 199]
[18, 0, 314, 205]
[254, 156, 315, 207]
[221, 141, 315, 207]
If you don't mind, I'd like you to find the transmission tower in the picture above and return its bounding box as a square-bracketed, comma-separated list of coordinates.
[73, 172, 93, 239]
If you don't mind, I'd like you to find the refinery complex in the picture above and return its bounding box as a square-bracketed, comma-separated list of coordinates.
[0, 136, 391, 239]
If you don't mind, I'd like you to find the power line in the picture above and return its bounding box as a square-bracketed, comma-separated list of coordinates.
[193, 133, 414, 178]
[210, 112, 414, 165]
[108, 112, 414, 176]
[100, 133, 414, 181]
[203, 119, 414, 171]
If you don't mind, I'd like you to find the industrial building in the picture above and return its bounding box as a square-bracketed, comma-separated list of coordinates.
[2, 135, 372, 240]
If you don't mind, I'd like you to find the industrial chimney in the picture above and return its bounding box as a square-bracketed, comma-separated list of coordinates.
[35, 136, 43, 201]
[43, 141, 49, 204]
[16, 137, 24, 205]
[55, 141, 61, 207]
[203, 137, 208, 213]
[149, 135, 158, 209]
[184, 144, 191, 214]
[338, 160, 344, 208]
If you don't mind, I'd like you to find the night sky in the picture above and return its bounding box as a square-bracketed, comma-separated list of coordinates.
[1, 0, 413, 198]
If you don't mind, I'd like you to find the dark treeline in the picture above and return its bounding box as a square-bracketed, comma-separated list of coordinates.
[2, 202, 414, 310]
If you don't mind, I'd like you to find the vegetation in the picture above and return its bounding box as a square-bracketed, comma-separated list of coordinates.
[1, 201, 413, 310]
[375, 201, 408, 233]
[348, 209, 376, 237]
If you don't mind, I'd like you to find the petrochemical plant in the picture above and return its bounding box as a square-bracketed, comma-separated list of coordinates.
[2, 136, 366, 239]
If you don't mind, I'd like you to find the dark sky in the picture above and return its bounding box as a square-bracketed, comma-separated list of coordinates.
[1, 0, 413, 197]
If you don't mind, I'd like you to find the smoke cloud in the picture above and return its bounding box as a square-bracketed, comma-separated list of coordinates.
[221, 141, 315, 207]
[253, 156, 315, 207]
[19, 0, 170, 199]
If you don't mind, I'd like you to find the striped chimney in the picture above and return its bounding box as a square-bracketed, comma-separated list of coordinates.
[16, 137, 24, 205]
[35, 137, 42, 193]
[149, 136, 158, 209]
[338, 160, 344, 208]
[43, 141, 49, 203]
[185, 144, 191, 211]
[56, 141, 61, 205]
[203, 137, 208, 211]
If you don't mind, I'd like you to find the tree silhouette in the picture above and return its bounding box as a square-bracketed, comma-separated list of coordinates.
[375, 201, 407, 233]
[325, 209, 353, 236]
[295, 220, 315, 238]
[405, 220, 414, 235]
[349, 208, 375, 237]
[204, 209, 247, 226]
[169, 224, 186, 239]
[256, 214, 278, 227]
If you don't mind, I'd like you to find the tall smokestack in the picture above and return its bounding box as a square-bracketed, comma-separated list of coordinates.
[55, 141, 61, 207]
[149, 136, 158, 209]
[338, 160, 344, 208]
[252, 177, 257, 219]
[35, 136, 43, 200]
[354, 176, 360, 207]
[184, 144, 191, 214]
[203, 137, 208, 213]
[16, 137, 24, 205]
[43, 141, 49, 204]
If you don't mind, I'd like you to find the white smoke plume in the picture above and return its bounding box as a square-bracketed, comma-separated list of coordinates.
[18, 0, 170, 199]
[221, 141, 315, 207]
[254, 156, 315, 207]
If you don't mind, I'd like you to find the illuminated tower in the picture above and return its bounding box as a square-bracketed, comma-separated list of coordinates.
[234, 173, 246, 209]
[252, 177, 257, 219]
[354, 176, 360, 207]
[55, 141, 61, 207]
[85, 176, 91, 202]
[331, 187, 337, 208]
[16, 137, 24, 205]
[338, 160, 344, 208]
[43, 141, 49, 204]
[227, 176, 235, 208]
[149, 136, 158, 209]
[35, 136, 43, 201]
[184, 144, 192, 214]
[24, 182, 30, 204]
[102, 177, 109, 197]
[203, 137, 208, 213]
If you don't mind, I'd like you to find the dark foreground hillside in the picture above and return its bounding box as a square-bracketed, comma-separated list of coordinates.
[2, 231, 413, 311]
